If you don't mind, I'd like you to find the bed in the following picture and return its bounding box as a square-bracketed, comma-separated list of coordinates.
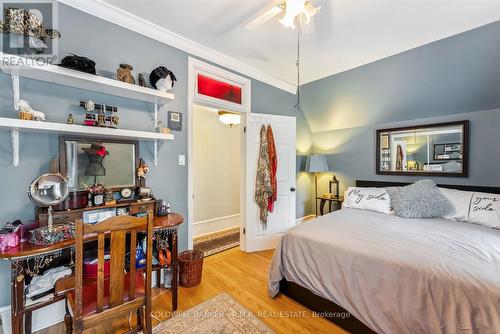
[269, 180, 500, 334]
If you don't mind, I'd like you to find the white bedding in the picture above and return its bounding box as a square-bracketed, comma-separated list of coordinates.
[269, 208, 500, 334]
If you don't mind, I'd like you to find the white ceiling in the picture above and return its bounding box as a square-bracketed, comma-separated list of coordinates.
[100, 0, 500, 87]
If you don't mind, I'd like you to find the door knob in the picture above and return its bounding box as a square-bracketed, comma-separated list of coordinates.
[290, 187, 296, 192]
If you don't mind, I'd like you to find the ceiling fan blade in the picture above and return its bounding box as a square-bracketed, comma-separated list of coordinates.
[244, 5, 283, 30]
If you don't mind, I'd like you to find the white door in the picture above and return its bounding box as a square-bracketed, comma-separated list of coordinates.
[241, 113, 296, 252]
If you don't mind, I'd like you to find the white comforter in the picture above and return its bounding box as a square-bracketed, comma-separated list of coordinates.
[269, 208, 500, 334]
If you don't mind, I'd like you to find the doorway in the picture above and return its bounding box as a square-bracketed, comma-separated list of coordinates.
[187, 57, 251, 251]
[191, 105, 242, 256]
[187, 58, 297, 253]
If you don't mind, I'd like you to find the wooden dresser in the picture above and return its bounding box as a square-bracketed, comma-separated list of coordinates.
[0, 208, 183, 334]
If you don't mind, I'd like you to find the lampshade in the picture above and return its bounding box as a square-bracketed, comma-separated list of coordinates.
[305, 154, 329, 173]
[218, 110, 240, 127]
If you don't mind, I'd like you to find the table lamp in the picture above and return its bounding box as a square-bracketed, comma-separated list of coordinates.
[305, 155, 329, 217]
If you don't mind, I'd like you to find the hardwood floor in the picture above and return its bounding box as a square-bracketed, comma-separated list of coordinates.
[36, 248, 347, 334]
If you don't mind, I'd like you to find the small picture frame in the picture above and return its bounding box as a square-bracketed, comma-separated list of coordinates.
[168, 111, 182, 131]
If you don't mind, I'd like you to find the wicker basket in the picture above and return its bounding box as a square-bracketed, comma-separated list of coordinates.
[178, 250, 204, 287]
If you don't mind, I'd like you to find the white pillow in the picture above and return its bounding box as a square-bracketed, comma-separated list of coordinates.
[439, 188, 473, 221]
[468, 192, 500, 228]
[439, 188, 500, 229]
[343, 187, 392, 214]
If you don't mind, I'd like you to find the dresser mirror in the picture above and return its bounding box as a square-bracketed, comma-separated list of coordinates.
[59, 137, 139, 190]
[376, 120, 469, 177]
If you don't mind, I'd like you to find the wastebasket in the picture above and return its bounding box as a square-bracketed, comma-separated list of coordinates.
[178, 250, 204, 287]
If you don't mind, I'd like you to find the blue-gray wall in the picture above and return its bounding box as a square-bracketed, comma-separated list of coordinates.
[301, 21, 500, 195]
[0, 4, 312, 307]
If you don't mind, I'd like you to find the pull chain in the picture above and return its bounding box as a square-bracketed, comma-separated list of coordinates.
[295, 18, 302, 113]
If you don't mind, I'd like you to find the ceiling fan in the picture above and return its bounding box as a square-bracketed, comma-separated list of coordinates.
[244, 0, 321, 30]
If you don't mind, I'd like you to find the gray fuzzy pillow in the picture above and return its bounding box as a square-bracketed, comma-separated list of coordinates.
[388, 180, 454, 219]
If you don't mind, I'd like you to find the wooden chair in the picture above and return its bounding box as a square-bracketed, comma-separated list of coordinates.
[63, 212, 153, 334]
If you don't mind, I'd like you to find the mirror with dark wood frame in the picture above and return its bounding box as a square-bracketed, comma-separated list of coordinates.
[59, 136, 140, 191]
[376, 120, 469, 177]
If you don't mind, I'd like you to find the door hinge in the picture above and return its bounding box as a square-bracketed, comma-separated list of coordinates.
[243, 126, 246, 133]
[243, 228, 246, 234]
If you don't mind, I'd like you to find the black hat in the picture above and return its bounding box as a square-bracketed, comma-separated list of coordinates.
[149, 66, 177, 89]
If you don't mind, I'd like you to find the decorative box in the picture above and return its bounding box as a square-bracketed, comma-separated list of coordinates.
[29, 223, 75, 246]
[0, 221, 23, 250]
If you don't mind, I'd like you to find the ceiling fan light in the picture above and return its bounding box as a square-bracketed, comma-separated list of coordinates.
[218, 110, 241, 127]
[280, 0, 306, 28]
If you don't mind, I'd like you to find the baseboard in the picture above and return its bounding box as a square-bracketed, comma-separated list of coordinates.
[194, 214, 240, 237]
[296, 214, 315, 223]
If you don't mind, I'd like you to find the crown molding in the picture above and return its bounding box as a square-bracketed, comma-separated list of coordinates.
[58, 0, 296, 94]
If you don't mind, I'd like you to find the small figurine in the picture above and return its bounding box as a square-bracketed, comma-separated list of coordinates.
[138, 73, 147, 87]
[117, 63, 135, 84]
[67, 113, 74, 124]
[150, 66, 177, 92]
[136, 159, 149, 179]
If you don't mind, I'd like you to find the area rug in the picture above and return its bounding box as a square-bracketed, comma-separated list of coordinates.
[154, 293, 274, 334]
[193, 227, 240, 257]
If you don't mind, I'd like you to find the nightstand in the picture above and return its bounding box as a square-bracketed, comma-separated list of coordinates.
[316, 196, 344, 216]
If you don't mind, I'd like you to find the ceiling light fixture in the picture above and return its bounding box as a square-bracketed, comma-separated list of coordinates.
[278, 1, 320, 113]
[279, 0, 320, 29]
[218, 110, 241, 128]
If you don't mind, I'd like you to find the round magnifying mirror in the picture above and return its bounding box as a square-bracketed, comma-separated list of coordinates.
[28, 173, 69, 230]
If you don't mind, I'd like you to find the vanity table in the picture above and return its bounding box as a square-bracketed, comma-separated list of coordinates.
[0, 134, 184, 334]
[0, 213, 183, 334]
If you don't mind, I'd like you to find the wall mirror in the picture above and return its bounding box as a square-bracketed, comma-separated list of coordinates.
[59, 137, 139, 190]
[376, 120, 469, 177]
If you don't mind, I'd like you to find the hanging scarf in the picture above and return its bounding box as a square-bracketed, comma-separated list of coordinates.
[267, 125, 277, 212]
[255, 125, 272, 227]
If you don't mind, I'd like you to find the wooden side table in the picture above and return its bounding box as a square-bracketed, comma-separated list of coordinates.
[316, 196, 344, 216]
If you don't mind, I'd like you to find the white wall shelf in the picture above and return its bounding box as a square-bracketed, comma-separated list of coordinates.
[0, 117, 174, 140]
[0, 53, 174, 105]
[0, 53, 177, 166]
[0, 117, 174, 166]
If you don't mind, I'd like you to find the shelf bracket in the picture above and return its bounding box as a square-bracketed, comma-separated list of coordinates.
[11, 128, 19, 166]
[154, 103, 160, 129]
[12, 75, 20, 111]
[153, 140, 158, 166]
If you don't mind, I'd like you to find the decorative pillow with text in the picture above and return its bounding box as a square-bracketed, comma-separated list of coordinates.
[439, 188, 499, 229]
[468, 192, 500, 229]
[343, 187, 392, 214]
